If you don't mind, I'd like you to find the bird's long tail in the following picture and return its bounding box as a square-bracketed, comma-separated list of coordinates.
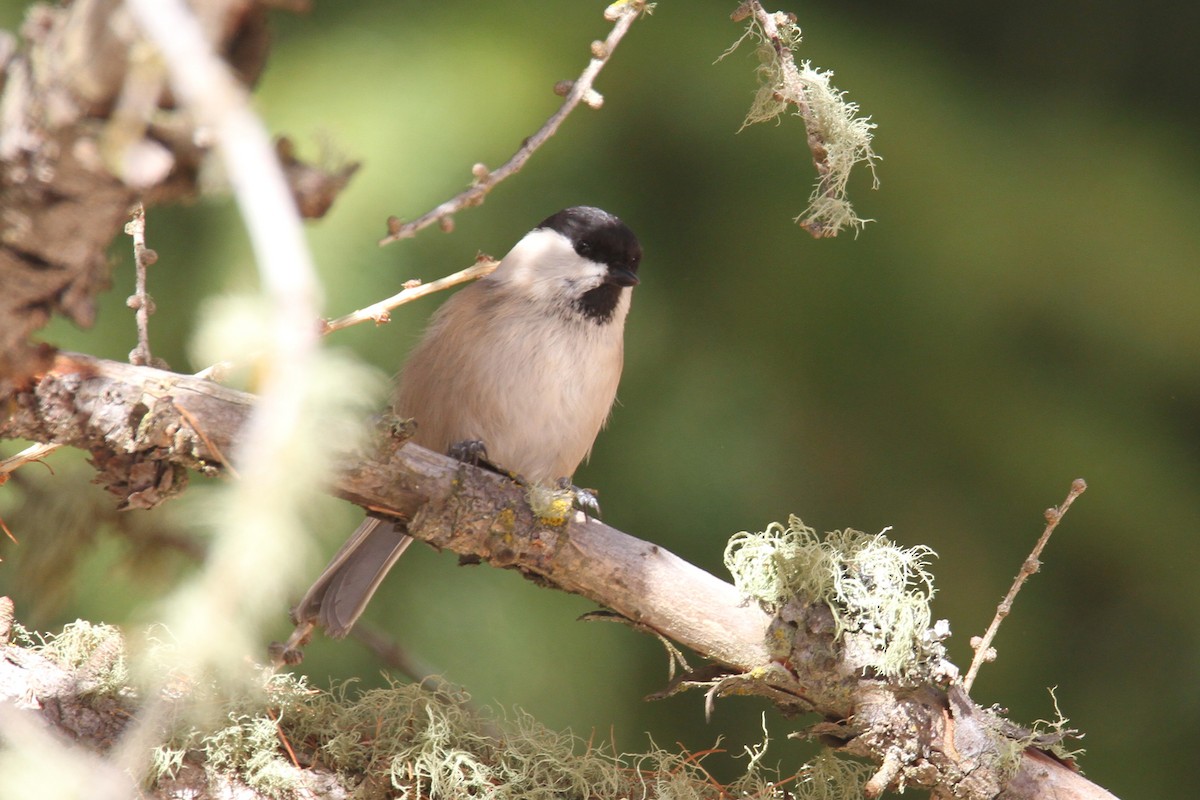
[291, 517, 414, 639]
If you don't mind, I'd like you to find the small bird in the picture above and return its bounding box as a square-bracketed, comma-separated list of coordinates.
[293, 206, 642, 638]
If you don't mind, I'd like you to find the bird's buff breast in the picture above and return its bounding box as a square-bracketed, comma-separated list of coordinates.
[395, 295, 628, 483]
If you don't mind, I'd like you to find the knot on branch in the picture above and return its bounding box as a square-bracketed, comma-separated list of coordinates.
[88, 445, 188, 510]
[725, 515, 949, 683]
[79, 385, 196, 508]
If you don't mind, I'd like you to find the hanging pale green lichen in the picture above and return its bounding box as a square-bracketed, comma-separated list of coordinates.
[722, 6, 879, 238]
[724, 515, 942, 679]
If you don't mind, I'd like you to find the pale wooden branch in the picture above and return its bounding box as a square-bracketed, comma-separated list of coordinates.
[0, 442, 62, 476]
[321, 257, 500, 335]
[0, 352, 1118, 800]
[377, 1, 645, 246]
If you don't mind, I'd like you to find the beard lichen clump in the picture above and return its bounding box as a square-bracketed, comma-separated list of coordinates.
[724, 515, 944, 679]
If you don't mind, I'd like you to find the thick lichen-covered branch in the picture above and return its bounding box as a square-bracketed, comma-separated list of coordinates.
[0, 352, 1116, 799]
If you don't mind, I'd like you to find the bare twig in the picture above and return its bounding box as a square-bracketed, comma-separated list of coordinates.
[349, 622, 439, 682]
[124, 203, 160, 368]
[962, 478, 1088, 694]
[0, 515, 16, 545]
[377, 1, 646, 246]
[0, 443, 61, 477]
[321, 257, 499, 335]
[60, 252, 489, 391]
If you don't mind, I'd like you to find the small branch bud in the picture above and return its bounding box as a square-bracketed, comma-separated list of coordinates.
[581, 89, 604, 109]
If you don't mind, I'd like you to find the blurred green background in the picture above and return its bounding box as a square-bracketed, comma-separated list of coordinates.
[2, 1, 1197, 796]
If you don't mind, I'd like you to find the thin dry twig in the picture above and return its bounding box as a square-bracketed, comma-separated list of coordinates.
[0, 443, 61, 477]
[267, 707, 302, 769]
[164, 259, 495, 385]
[171, 401, 239, 479]
[377, 1, 646, 246]
[349, 622, 439, 683]
[321, 257, 499, 335]
[962, 478, 1088, 694]
[0, 514, 16, 544]
[124, 203, 161, 368]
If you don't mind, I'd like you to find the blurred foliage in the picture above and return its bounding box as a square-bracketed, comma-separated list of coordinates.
[1, 1, 1197, 797]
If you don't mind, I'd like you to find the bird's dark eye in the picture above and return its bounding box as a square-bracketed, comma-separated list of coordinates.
[575, 241, 593, 258]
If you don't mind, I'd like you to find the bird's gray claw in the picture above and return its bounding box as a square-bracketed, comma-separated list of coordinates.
[448, 439, 489, 466]
[557, 477, 601, 517]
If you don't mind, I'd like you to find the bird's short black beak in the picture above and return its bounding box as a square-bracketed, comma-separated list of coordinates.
[606, 266, 640, 287]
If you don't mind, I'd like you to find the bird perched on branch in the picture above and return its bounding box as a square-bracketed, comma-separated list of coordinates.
[292, 206, 642, 638]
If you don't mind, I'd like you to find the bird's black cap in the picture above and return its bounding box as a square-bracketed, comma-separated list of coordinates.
[539, 207, 642, 324]
[538, 206, 641, 287]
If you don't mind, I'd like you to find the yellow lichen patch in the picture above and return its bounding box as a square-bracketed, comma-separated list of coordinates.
[525, 483, 575, 526]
